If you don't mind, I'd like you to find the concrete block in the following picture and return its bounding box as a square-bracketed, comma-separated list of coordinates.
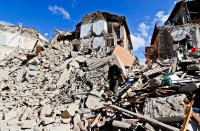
[143, 94, 186, 122]
[40, 105, 52, 116]
[21, 120, 37, 128]
[20, 107, 33, 120]
[43, 117, 55, 125]
[50, 125, 70, 131]
[7, 119, 19, 126]
[86, 95, 104, 110]
[5, 110, 17, 120]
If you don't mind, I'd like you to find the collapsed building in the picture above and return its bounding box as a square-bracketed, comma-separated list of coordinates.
[0, 9, 200, 131]
[0, 23, 49, 60]
[145, 0, 200, 63]
[52, 11, 137, 67]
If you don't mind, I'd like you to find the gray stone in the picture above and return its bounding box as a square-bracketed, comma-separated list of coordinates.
[143, 94, 186, 122]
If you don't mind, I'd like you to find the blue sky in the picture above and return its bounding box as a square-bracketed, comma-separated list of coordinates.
[0, 0, 178, 63]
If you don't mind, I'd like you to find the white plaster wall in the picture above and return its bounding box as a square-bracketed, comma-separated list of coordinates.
[92, 37, 106, 49]
[80, 23, 92, 38]
[92, 20, 107, 36]
[0, 31, 37, 50]
[170, 29, 190, 41]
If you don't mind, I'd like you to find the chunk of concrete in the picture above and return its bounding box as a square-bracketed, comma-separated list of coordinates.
[50, 125, 70, 131]
[4, 110, 17, 120]
[21, 120, 37, 128]
[7, 119, 19, 126]
[85, 95, 104, 110]
[40, 105, 52, 116]
[143, 94, 186, 122]
[43, 117, 55, 125]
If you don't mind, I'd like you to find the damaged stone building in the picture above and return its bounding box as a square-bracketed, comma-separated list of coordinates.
[0, 24, 49, 60]
[52, 11, 136, 67]
[145, 0, 200, 63]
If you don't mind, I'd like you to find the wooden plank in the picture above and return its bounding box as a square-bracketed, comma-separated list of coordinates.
[181, 73, 187, 79]
[180, 99, 194, 131]
[104, 103, 179, 131]
[91, 113, 102, 128]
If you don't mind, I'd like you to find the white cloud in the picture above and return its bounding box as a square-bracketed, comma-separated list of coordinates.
[48, 5, 70, 20]
[0, 20, 14, 26]
[138, 22, 150, 37]
[44, 33, 48, 37]
[154, 11, 169, 24]
[131, 34, 146, 51]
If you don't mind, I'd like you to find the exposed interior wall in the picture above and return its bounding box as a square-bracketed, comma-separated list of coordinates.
[80, 23, 92, 38]
[93, 20, 107, 36]
[93, 37, 106, 49]
[0, 25, 48, 60]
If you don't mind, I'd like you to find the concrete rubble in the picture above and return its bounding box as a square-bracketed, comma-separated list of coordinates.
[0, 3, 200, 131]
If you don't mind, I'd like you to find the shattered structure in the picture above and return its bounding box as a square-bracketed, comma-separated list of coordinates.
[0, 24, 49, 60]
[0, 7, 200, 131]
[145, 0, 200, 63]
[52, 11, 136, 67]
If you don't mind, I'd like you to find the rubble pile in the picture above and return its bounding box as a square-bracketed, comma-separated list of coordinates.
[0, 43, 115, 130]
[0, 40, 200, 131]
[0, 3, 200, 130]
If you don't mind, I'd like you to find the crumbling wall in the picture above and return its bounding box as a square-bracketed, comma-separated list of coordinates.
[0, 25, 48, 60]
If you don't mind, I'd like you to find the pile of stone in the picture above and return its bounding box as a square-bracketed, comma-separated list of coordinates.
[0, 42, 200, 131]
[0, 43, 114, 131]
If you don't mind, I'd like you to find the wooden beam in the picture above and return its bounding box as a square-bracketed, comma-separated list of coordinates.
[180, 99, 194, 131]
[104, 103, 179, 131]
